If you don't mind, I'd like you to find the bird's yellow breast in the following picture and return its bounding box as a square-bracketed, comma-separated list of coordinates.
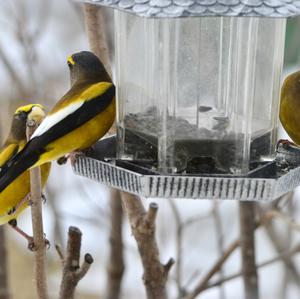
[280, 71, 300, 145]
[35, 98, 116, 166]
[0, 163, 51, 224]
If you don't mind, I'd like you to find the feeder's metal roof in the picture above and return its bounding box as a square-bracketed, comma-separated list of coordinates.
[82, 0, 300, 18]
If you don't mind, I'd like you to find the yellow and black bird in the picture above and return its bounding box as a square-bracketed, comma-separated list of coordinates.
[0, 104, 51, 225]
[0, 51, 115, 193]
[280, 70, 300, 145]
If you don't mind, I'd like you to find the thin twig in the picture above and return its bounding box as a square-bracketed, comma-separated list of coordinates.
[258, 206, 300, 288]
[279, 197, 293, 299]
[212, 201, 226, 299]
[266, 209, 300, 232]
[55, 244, 65, 263]
[59, 226, 94, 299]
[168, 199, 183, 297]
[183, 209, 275, 299]
[184, 239, 240, 299]
[205, 243, 300, 290]
[26, 121, 49, 299]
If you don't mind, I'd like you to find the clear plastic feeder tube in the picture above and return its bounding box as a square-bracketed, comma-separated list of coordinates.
[115, 11, 286, 175]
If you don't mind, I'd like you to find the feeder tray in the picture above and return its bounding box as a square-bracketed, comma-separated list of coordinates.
[72, 136, 300, 201]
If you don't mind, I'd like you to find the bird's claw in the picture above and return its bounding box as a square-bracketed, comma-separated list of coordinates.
[27, 236, 50, 251]
[277, 139, 296, 150]
[27, 238, 36, 251]
[41, 193, 47, 204]
[57, 156, 68, 165]
[45, 238, 51, 249]
[56, 152, 83, 166]
[69, 151, 84, 166]
[8, 219, 17, 227]
[7, 207, 16, 215]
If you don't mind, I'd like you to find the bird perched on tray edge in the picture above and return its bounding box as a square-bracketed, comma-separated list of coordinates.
[0, 104, 51, 228]
[279, 70, 300, 147]
[0, 51, 115, 196]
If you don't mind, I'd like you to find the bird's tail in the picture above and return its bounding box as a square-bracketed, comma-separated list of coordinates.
[0, 142, 41, 193]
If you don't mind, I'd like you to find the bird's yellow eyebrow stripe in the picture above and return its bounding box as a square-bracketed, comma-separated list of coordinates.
[67, 55, 75, 65]
[15, 104, 44, 114]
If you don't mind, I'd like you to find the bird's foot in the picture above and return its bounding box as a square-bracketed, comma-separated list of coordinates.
[41, 193, 47, 204]
[57, 152, 84, 167]
[68, 151, 84, 167]
[277, 139, 297, 150]
[8, 219, 50, 251]
[82, 145, 96, 156]
[8, 219, 34, 250]
[7, 207, 16, 215]
[57, 156, 68, 165]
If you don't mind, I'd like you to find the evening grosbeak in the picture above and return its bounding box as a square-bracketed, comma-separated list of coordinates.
[0, 104, 50, 225]
[280, 70, 300, 145]
[0, 51, 115, 193]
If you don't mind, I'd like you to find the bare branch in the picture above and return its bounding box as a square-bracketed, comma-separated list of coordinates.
[106, 189, 124, 299]
[146, 202, 158, 224]
[121, 192, 173, 299]
[168, 199, 183, 296]
[74, 253, 94, 281]
[212, 201, 226, 299]
[59, 226, 94, 299]
[83, 3, 111, 77]
[184, 239, 240, 299]
[55, 244, 65, 264]
[239, 202, 259, 299]
[0, 227, 10, 299]
[258, 206, 300, 288]
[183, 209, 275, 299]
[266, 209, 300, 232]
[26, 120, 49, 299]
[205, 243, 300, 291]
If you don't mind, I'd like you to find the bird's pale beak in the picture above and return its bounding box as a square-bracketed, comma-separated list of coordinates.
[28, 106, 46, 126]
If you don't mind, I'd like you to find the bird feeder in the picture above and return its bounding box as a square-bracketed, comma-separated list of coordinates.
[75, 0, 300, 200]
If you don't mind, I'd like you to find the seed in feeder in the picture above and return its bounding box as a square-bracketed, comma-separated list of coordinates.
[198, 106, 213, 112]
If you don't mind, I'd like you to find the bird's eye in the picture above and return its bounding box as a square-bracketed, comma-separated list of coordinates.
[16, 111, 27, 121]
[67, 61, 73, 68]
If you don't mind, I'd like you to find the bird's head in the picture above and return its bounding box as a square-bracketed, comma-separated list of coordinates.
[11, 104, 46, 141]
[15, 104, 46, 125]
[67, 51, 111, 86]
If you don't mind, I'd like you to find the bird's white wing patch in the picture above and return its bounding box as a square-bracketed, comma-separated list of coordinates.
[31, 101, 84, 139]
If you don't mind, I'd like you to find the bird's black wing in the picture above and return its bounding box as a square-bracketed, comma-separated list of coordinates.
[0, 84, 115, 193]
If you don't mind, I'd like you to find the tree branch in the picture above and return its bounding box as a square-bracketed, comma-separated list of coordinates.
[0, 227, 10, 299]
[212, 202, 226, 299]
[259, 207, 300, 287]
[184, 239, 240, 299]
[239, 202, 259, 299]
[59, 226, 94, 299]
[106, 189, 124, 299]
[26, 120, 49, 299]
[121, 192, 174, 299]
[183, 209, 276, 299]
[168, 199, 184, 297]
[83, 3, 111, 77]
[205, 242, 300, 290]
